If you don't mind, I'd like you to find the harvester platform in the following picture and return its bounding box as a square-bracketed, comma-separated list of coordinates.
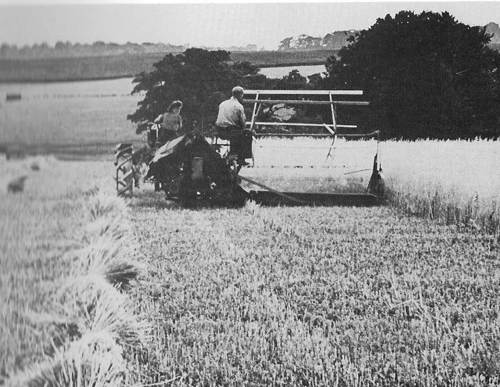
[235, 89, 385, 206]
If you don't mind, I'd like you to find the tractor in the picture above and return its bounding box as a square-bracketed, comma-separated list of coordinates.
[115, 90, 385, 207]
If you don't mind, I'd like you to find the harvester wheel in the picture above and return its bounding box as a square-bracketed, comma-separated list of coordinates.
[115, 158, 134, 197]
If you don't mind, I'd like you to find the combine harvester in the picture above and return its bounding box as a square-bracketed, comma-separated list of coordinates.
[115, 90, 385, 207]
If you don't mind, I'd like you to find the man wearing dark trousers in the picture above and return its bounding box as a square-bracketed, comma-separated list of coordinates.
[215, 86, 252, 166]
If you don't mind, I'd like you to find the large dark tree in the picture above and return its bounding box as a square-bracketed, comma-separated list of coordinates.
[127, 48, 268, 133]
[324, 11, 500, 139]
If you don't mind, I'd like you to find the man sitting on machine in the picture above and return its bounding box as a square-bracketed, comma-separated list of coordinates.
[215, 86, 253, 167]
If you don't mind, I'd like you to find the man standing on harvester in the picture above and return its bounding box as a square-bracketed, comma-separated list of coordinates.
[215, 86, 252, 167]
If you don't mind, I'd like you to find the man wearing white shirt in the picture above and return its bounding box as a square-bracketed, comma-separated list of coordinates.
[215, 86, 252, 166]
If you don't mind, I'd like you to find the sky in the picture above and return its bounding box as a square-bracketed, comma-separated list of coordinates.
[0, 1, 499, 50]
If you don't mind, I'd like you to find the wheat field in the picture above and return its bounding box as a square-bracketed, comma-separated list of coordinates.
[1, 79, 500, 385]
[1, 141, 499, 385]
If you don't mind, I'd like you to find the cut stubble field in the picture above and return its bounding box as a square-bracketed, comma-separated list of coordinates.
[129, 193, 500, 385]
[1, 155, 499, 385]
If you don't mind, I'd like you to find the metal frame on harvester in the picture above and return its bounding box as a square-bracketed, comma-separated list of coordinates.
[243, 89, 380, 162]
[223, 89, 384, 206]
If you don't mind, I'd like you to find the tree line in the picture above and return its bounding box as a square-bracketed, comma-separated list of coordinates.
[128, 11, 500, 140]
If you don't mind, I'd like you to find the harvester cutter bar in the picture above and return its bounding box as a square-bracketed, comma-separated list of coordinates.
[249, 191, 380, 207]
[239, 175, 380, 207]
[239, 175, 308, 205]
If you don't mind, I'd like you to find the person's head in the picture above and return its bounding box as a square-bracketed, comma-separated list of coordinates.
[167, 100, 183, 114]
[231, 86, 244, 101]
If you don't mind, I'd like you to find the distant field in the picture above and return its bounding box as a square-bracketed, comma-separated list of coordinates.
[232, 49, 336, 67]
[0, 53, 162, 83]
[0, 50, 336, 82]
[0, 79, 142, 158]
[259, 64, 326, 78]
